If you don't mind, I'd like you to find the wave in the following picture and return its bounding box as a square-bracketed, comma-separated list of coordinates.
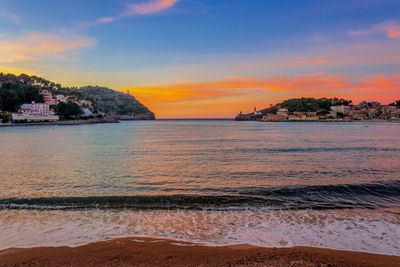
[235, 147, 400, 153]
[1, 181, 400, 211]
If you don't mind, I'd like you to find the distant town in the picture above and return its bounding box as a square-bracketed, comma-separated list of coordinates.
[10, 89, 94, 123]
[236, 98, 400, 122]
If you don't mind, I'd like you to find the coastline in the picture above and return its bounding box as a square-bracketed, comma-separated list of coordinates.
[236, 118, 400, 123]
[0, 238, 399, 267]
[0, 115, 157, 127]
[271, 119, 400, 123]
[0, 117, 119, 127]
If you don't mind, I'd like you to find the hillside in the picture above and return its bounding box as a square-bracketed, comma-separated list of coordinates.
[235, 97, 400, 121]
[235, 97, 353, 121]
[0, 73, 155, 120]
[58, 86, 155, 120]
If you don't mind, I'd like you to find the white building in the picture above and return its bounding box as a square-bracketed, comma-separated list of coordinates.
[330, 105, 351, 117]
[82, 108, 93, 117]
[20, 103, 54, 115]
[276, 108, 289, 116]
[253, 107, 262, 116]
[12, 113, 59, 122]
[12, 102, 59, 122]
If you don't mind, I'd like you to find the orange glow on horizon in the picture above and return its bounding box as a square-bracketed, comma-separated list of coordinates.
[0, 66, 35, 75]
[1, 70, 398, 119]
[126, 73, 400, 118]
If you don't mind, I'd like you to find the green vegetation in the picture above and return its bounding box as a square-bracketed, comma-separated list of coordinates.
[0, 73, 155, 120]
[55, 102, 83, 120]
[236, 97, 355, 121]
[1, 112, 11, 123]
[54, 86, 155, 117]
[0, 73, 60, 113]
[280, 97, 352, 112]
[79, 86, 153, 116]
[0, 81, 44, 112]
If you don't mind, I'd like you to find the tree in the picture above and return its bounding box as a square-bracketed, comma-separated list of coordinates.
[280, 97, 352, 113]
[390, 100, 400, 108]
[24, 86, 44, 103]
[0, 82, 44, 112]
[55, 102, 83, 119]
[0, 86, 21, 112]
[1, 112, 11, 123]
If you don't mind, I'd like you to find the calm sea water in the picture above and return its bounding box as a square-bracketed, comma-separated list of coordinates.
[0, 121, 399, 254]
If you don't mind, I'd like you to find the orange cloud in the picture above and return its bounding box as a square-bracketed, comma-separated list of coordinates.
[377, 22, 400, 39]
[0, 32, 95, 63]
[349, 21, 400, 39]
[128, 0, 178, 15]
[94, 0, 178, 25]
[125, 73, 400, 118]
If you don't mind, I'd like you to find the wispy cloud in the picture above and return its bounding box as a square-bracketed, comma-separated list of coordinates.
[94, 0, 178, 25]
[0, 32, 95, 63]
[292, 58, 329, 66]
[128, 0, 178, 15]
[349, 21, 400, 39]
[0, 10, 22, 24]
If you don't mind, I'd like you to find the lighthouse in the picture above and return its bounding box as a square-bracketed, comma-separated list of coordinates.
[254, 107, 262, 116]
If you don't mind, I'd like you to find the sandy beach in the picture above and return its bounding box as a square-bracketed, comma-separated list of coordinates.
[0, 237, 399, 267]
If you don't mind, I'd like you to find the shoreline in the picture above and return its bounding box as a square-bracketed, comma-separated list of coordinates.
[1, 119, 399, 127]
[0, 117, 159, 127]
[0, 117, 119, 127]
[237, 119, 400, 123]
[0, 237, 399, 267]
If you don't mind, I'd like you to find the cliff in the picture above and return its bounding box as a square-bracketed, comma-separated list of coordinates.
[78, 86, 155, 120]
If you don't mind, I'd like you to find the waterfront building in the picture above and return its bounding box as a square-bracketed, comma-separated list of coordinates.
[331, 105, 351, 115]
[261, 113, 286, 122]
[12, 102, 59, 122]
[330, 105, 351, 118]
[380, 105, 398, 119]
[276, 108, 289, 116]
[350, 109, 368, 120]
[12, 113, 59, 122]
[19, 103, 53, 115]
[389, 109, 400, 119]
[82, 108, 94, 117]
[253, 107, 262, 116]
[40, 90, 56, 105]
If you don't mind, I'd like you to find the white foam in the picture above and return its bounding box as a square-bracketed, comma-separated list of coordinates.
[0, 209, 399, 255]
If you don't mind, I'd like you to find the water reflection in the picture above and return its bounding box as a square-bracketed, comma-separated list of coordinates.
[0, 121, 400, 199]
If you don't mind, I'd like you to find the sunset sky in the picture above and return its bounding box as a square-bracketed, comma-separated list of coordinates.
[1, 0, 400, 118]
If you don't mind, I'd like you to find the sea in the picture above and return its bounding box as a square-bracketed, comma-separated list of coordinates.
[0, 120, 399, 255]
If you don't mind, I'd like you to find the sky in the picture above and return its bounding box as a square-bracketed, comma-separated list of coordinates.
[0, 0, 399, 118]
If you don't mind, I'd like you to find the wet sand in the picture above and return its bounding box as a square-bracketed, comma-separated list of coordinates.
[0, 238, 399, 267]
